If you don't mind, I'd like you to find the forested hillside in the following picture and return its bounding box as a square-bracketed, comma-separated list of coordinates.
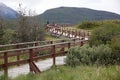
[39, 7, 120, 24]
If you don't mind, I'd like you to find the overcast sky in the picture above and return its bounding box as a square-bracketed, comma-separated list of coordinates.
[0, 0, 120, 15]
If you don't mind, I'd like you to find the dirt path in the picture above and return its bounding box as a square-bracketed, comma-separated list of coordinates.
[0, 56, 66, 78]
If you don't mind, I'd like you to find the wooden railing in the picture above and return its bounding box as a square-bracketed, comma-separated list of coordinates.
[0, 39, 87, 76]
[0, 39, 78, 51]
[45, 24, 90, 40]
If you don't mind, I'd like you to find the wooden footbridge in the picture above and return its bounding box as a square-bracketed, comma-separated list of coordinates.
[45, 24, 90, 40]
[0, 24, 89, 77]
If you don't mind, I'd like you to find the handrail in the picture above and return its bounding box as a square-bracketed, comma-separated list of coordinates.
[0, 39, 75, 51]
[0, 40, 85, 53]
[0, 40, 51, 48]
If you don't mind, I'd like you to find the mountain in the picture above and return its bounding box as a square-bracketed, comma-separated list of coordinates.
[0, 3, 18, 19]
[38, 7, 120, 24]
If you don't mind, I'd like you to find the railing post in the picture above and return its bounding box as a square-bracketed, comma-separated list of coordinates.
[75, 30, 77, 38]
[68, 31, 70, 38]
[79, 31, 81, 39]
[50, 41, 53, 54]
[4, 52, 8, 77]
[72, 30, 73, 38]
[83, 32, 85, 40]
[81, 41, 84, 46]
[60, 40, 65, 51]
[62, 28, 63, 35]
[50, 41, 53, 44]
[35, 43, 38, 46]
[16, 45, 20, 66]
[29, 49, 33, 72]
[87, 31, 89, 36]
[68, 42, 71, 49]
[35, 43, 39, 62]
[52, 45, 56, 66]
[73, 38, 76, 46]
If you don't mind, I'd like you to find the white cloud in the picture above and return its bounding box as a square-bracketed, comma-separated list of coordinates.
[0, 0, 120, 15]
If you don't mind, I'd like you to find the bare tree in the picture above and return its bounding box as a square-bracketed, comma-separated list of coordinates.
[15, 4, 45, 43]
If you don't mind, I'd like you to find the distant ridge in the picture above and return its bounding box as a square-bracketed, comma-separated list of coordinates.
[38, 7, 120, 24]
[0, 3, 19, 19]
[0, 4, 120, 24]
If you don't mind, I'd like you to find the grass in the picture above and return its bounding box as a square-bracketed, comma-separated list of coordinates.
[45, 34, 58, 40]
[1, 65, 119, 80]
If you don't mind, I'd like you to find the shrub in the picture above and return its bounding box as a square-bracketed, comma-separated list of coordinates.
[65, 44, 115, 67]
[66, 47, 80, 67]
[92, 45, 112, 65]
[77, 21, 99, 29]
[89, 23, 120, 46]
[110, 35, 120, 63]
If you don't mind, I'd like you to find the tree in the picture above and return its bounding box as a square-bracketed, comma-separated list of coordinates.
[0, 17, 5, 44]
[15, 4, 45, 43]
[14, 4, 29, 42]
[29, 17, 45, 41]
